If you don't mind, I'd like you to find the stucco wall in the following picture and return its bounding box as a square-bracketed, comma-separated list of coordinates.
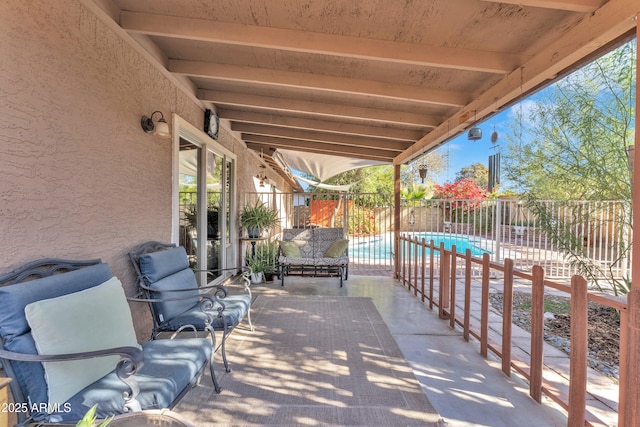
[0, 0, 292, 337]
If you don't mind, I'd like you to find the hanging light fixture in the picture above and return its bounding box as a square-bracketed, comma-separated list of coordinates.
[416, 155, 428, 183]
[140, 111, 170, 138]
[418, 165, 428, 183]
[256, 162, 268, 187]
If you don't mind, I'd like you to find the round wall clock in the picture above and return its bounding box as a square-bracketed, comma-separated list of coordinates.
[204, 109, 219, 140]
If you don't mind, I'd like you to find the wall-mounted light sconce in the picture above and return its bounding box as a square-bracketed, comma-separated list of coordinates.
[141, 111, 170, 138]
[408, 209, 416, 226]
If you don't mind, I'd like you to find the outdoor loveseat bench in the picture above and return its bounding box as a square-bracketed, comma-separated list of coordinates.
[0, 258, 213, 425]
[278, 227, 349, 287]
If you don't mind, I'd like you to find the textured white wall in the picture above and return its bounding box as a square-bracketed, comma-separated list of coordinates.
[0, 0, 289, 336]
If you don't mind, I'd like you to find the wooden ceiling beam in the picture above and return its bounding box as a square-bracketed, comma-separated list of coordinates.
[202, 90, 442, 127]
[231, 123, 411, 151]
[479, 0, 604, 13]
[218, 109, 426, 141]
[171, 60, 468, 107]
[121, 11, 520, 74]
[244, 136, 395, 161]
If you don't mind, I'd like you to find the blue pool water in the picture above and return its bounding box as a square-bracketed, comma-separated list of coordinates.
[411, 233, 489, 256]
[348, 233, 490, 260]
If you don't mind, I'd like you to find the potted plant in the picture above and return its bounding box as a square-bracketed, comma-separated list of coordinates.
[255, 241, 279, 283]
[239, 200, 278, 238]
[245, 254, 265, 283]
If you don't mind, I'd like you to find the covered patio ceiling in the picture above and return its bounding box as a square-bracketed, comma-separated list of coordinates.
[94, 0, 637, 168]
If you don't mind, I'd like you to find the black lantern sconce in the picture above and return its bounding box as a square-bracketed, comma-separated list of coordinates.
[141, 111, 170, 138]
[418, 165, 428, 183]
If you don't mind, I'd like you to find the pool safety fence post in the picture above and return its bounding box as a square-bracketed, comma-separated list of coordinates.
[449, 245, 457, 329]
[429, 240, 435, 309]
[401, 235, 406, 286]
[413, 236, 419, 297]
[463, 249, 472, 342]
[619, 291, 630, 427]
[421, 238, 427, 302]
[623, 289, 640, 427]
[407, 236, 413, 292]
[568, 275, 588, 427]
[502, 258, 514, 376]
[480, 252, 490, 357]
[494, 199, 502, 263]
[439, 242, 450, 319]
[530, 265, 545, 403]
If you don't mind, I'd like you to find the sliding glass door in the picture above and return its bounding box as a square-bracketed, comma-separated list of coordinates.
[174, 116, 236, 284]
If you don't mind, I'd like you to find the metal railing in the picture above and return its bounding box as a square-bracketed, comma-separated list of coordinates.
[398, 234, 627, 426]
[245, 192, 631, 280]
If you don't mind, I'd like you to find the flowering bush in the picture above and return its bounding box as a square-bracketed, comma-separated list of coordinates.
[433, 179, 487, 200]
[433, 179, 488, 222]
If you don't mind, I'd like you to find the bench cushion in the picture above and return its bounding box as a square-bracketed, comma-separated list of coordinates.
[25, 277, 140, 406]
[0, 263, 113, 408]
[56, 338, 212, 422]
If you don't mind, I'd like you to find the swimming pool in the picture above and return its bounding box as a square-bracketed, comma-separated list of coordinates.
[348, 232, 490, 260]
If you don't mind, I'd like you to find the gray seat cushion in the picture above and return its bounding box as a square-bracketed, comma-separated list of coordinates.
[56, 338, 212, 422]
[166, 294, 252, 330]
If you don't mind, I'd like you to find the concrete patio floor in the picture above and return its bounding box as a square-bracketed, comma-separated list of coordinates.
[249, 274, 618, 426]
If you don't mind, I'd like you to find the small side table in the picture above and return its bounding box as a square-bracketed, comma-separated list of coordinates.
[240, 237, 267, 258]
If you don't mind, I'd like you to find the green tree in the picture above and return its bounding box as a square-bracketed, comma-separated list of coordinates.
[455, 162, 488, 190]
[503, 40, 635, 200]
[502, 40, 635, 295]
[400, 182, 428, 200]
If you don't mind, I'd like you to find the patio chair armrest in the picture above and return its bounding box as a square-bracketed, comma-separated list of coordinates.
[197, 266, 252, 294]
[134, 282, 229, 299]
[0, 346, 144, 411]
[197, 294, 227, 328]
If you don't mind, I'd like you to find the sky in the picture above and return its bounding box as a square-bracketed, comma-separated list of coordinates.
[429, 103, 521, 185]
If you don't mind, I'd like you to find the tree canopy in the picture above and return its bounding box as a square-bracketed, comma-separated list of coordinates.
[455, 162, 488, 191]
[502, 40, 635, 201]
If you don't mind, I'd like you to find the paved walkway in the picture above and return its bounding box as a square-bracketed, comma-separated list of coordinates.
[252, 274, 619, 426]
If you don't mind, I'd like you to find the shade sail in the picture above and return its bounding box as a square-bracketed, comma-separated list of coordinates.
[276, 149, 387, 182]
[294, 174, 354, 192]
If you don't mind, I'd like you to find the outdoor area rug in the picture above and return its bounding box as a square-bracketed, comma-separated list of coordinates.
[175, 296, 443, 426]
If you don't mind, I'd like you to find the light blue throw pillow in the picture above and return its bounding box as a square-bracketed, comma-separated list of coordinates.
[25, 276, 140, 406]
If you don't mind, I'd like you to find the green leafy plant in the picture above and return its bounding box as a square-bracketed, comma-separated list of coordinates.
[245, 254, 266, 273]
[76, 404, 113, 427]
[239, 200, 278, 237]
[255, 241, 279, 274]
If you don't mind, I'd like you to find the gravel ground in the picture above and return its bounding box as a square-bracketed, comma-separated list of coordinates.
[489, 291, 620, 379]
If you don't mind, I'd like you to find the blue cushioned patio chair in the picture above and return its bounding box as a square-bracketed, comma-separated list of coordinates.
[128, 241, 253, 393]
[0, 258, 211, 425]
